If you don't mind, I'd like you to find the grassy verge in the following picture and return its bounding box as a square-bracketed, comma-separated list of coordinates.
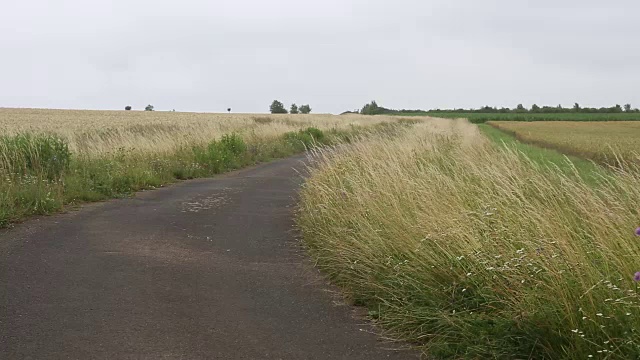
[0, 125, 377, 228]
[486, 121, 639, 168]
[478, 124, 609, 185]
[298, 119, 640, 359]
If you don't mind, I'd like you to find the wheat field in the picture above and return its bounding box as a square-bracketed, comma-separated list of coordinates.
[0, 108, 396, 156]
[488, 121, 640, 165]
[0, 108, 416, 226]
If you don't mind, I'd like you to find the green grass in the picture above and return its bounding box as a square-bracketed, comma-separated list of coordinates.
[486, 121, 640, 168]
[0, 126, 363, 228]
[412, 112, 640, 123]
[478, 124, 609, 185]
[0, 133, 71, 180]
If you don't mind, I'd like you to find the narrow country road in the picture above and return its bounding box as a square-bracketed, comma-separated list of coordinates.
[0, 155, 417, 359]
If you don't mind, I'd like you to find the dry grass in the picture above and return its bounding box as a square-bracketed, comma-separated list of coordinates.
[0, 108, 422, 226]
[0, 108, 396, 156]
[298, 119, 640, 358]
[488, 121, 640, 165]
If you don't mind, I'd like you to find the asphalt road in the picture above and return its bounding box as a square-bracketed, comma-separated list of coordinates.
[0, 155, 418, 359]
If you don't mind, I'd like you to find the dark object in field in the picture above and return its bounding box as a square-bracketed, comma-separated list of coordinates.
[270, 100, 287, 114]
[299, 104, 312, 114]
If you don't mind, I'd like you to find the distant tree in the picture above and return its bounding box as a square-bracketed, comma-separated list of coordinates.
[290, 103, 299, 114]
[269, 100, 287, 114]
[573, 103, 581, 111]
[531, 104, 540, 112]
[624, 104, 632, 112]
[125, 105, 132, 111]
[515, 104, 527, 113]
[299, 104, 312, 114]
[479, 105, 497, 113]
[361, 102, 371, 115]
[614, 104, 623, 113]
[227, 108, 232, 113]
[145, 104, 154, 111]
[361, 101, 381, 115]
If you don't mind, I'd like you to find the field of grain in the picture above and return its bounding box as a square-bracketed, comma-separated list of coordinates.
[488, 121, 640, 166]
[0, 108, 392, 156]
[299, 118, 640, 358]
[0, 108, 409, 226]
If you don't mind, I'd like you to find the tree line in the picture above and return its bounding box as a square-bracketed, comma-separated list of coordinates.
[270, 100, 311, 114]
[356, 101, 640, 115]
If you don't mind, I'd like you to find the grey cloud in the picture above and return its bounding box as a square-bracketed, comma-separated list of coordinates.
[1, 0, 638, 112]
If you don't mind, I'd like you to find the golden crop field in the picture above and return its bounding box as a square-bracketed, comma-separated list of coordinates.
[0, 107, 423, 227]
[0, 108, 395, 156]
[488, 121, 640, 165]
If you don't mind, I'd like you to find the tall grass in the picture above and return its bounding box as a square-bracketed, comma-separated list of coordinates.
[0, 134, 71, 180]
[298, 119, 640, 359]
[0, 109, 415, 227]
[0, 128, 341, 226]
[0, 108, 393, 155]
[478, 124, 610, 186]
[488, 121, 640, 167]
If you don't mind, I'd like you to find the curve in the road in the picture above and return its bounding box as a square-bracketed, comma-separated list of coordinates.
[0, 155, 418, 359]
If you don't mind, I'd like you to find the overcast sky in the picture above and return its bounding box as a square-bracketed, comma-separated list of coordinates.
[1, 0, 638, 113]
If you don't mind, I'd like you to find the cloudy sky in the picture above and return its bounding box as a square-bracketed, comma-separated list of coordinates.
[1, 0, 638, 113]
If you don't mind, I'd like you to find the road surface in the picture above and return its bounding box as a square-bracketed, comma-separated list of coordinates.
[0, 155, 417, 359]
